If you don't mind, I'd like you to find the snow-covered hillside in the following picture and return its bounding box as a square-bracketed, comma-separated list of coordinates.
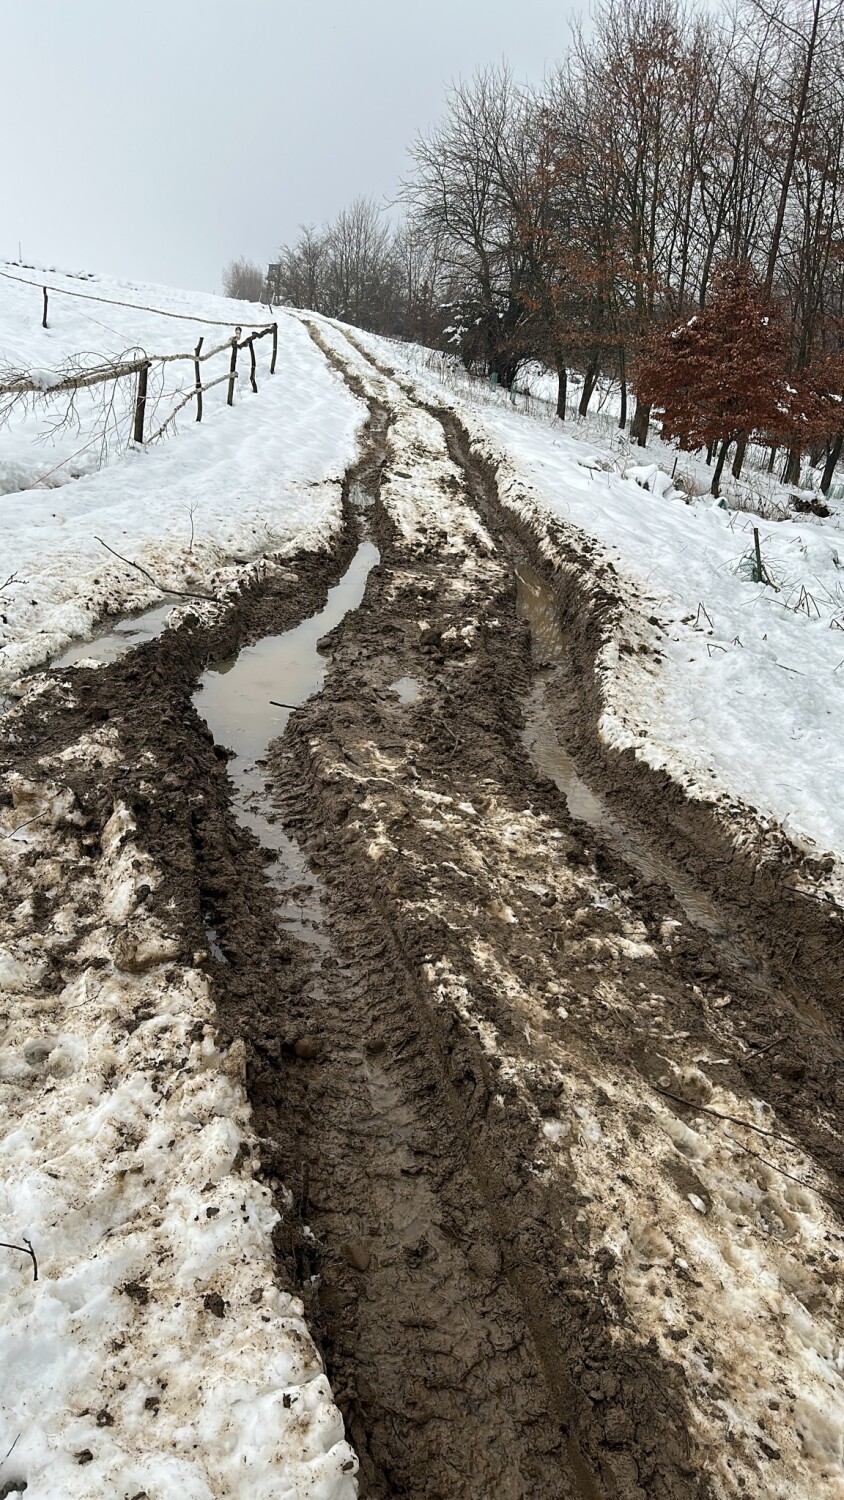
[0, 265, 364, 684]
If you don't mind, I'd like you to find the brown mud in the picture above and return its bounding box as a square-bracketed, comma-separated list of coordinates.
[3, 330, 843, 1499]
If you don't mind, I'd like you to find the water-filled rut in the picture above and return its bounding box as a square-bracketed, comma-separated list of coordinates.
[194, 540, 379, 948]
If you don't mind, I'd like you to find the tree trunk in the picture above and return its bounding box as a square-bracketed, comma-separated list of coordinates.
[489, 347, 518, 390]
[764, 0, 821, 294]
[630, 397, 651, 448]
[555, 359, 567, 421]
[706, 441, 715, 466]
[783, 447, 802, 486]
[578, 357, 599, 417]
[821, 434, 843, 495]
[711, 437, 731, 497]
[732, 432, 748, 480]
[767, 445, 777, 473]
[618, 346, 627, 430]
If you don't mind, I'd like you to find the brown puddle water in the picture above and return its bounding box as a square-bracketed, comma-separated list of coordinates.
[52, 600, 178, 669]
[515, 562, 735, 942]
[194, 540, 379, 948]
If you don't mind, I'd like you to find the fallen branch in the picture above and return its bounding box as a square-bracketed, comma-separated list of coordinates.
[94, 537, 216, 601]
[270, 700, 297, 709]
[1, 812, 47, 842]
[0, 1237, 38, 1281]
[147, 370, 233, 444]
[653, 1084, 799, 1149]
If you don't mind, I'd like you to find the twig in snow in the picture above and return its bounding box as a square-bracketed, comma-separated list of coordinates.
[3, 1432, 20, 1462]
[0, 1237, 38, 1280]
[184, 500, 197, 555]
[719, 1136, 844, 1216]
[94, 537, 216, 601]
[1, 812, 46, 842]
[694, 602, 713, 631]
[653, 1084, 799, 1149]
[793, 584, 820, 618]
[0, 572, 22, 592]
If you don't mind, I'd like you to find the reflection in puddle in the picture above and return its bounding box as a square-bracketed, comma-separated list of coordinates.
[194, 542, 379, 949]
[389, 675, 421, 705]
[52, 600, 177, 669]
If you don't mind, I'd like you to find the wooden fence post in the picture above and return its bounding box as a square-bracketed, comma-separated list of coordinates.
[42, 287, 48, 329]
[248, 336, 257, 393]
[133, 361, 150, 444]
[194, 337, 204, 422]
[270, 322, 278, 374]
[227, 328, 240, 407]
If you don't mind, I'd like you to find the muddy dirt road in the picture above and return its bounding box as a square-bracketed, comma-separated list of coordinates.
[5, 324, 844, 1499]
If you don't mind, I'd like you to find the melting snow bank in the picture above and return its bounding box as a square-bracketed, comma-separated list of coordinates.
[0, 746, 357, 1498]
[0, 268, 365, 688]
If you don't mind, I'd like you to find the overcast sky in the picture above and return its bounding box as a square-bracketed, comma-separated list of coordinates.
[1, 0, 580, 294]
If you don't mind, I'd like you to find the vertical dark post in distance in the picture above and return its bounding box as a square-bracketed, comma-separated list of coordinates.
[227, 328, 241, 407]
[194, 337, 204, 422]
[270, 322, 278, 374]
[42, 287, 48, 329]
[133, 361, 150, 444]
[248, 336, 257, 393]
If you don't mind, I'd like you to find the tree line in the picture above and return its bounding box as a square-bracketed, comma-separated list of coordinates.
[235, 0, 844, 495]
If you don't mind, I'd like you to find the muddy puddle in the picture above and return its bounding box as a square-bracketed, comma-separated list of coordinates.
[194, 541, 379, 948]
[389, 674, 421, 705]
[515, 562, 727, 935]
[52, 599, 177, 669]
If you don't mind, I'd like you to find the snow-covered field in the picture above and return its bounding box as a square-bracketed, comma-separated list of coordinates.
[357, 332, 844, 896]
[0, 265, 364, 685]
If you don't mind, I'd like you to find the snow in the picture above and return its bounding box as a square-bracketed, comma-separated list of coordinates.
[0, 749, 357, 1500]
[357, 332, 844, 895]
[0, 265, 365, 686]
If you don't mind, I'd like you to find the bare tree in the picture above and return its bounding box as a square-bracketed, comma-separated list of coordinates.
[222, 257, 266, 303]
[403, 66, 536, 386]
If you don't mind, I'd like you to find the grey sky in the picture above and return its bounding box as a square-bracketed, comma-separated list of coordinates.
[1, 0, 580, 295]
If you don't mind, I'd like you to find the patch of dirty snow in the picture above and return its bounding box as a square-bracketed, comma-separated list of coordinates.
[0, 762, 357, 1500]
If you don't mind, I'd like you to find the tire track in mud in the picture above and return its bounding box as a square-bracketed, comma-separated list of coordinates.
[7, 327, 843, 1499]
[269, 327, 708, 1497]
[277, 325, 844, 1498]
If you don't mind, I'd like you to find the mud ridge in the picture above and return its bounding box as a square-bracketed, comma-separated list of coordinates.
[291, 327, 844, 1497]
[443, 409, 844, 1028]
[339, 329, 844, 1032]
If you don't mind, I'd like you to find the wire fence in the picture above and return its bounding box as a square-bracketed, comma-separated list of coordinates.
[0, 273, 280, 478]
